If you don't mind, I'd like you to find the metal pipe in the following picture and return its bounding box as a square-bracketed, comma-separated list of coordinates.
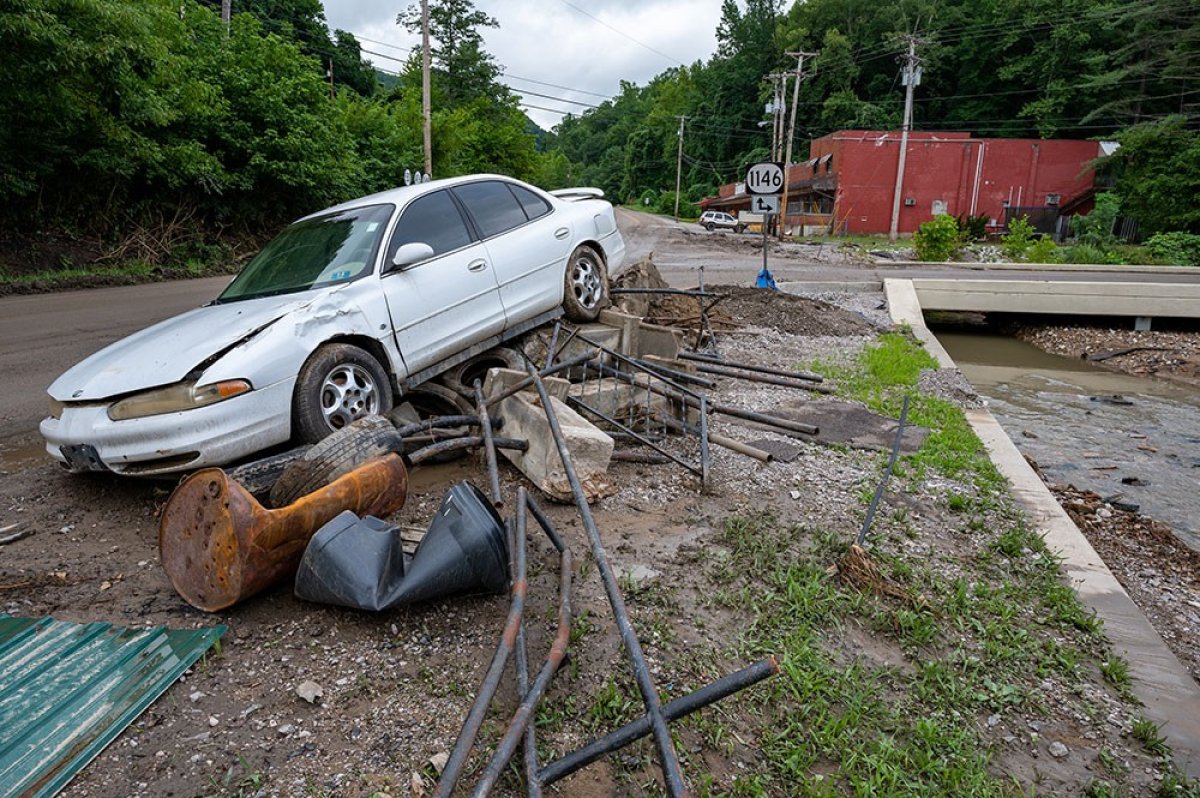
[629, 358, 717, 389]
[483, 349, 599, 408]
[393, 414, 496, 439]
[544, 320, 562, 369]
[679, 351, 824, 383]
[691, 362, 833, 393]
[407, 436, 527, 465]
[568, 396, 702, 477]
[471, 529, 573, 796]
[524, 364, 688, 797]
[575, 332, 703, 400]
[538, 657, 780, 786]
[857, 395, 910, 546]
[698, 395, 711, 487]
[659, 415, 772, 463]
[524, 492, 566, 555]
[611, 451, 671, 464]
[433, 492, 528, 798]
[474, 381, 502, 506]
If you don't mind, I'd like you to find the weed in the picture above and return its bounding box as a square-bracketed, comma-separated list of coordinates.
[1100, 657, 1131, 690]
[1131, 716, 1170, 756]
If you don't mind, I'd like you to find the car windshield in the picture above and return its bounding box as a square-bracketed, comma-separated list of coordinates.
[218, 204, 393, 302]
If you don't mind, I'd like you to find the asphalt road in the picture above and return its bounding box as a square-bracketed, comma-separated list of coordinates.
[0, 276, 232, 442]
[2, 212, 1198, 443]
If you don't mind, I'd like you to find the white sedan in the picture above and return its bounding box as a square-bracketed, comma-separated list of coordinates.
[41, 174, 625, 475]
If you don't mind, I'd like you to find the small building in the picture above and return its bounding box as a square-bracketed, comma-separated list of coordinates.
[701, 130, 1107, 237]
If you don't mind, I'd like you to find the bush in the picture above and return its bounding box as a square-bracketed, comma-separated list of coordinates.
[1027, 236, 1062, 263]
[1063, 244, 1126, 265]
[956, 213, 988, 241]
[1145, 232, 1200, 266]
[1001, 216, 1036, 261]
[913, 215, 963, 261]
[1072, 193, 1121, 248]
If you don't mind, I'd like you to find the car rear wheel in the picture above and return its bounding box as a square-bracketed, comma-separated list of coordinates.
[563, 245, 608, 322]
[734, 224, 745, 234]
[293, 343, 394, 444]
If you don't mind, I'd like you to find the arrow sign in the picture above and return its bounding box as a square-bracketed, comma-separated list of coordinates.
[752, 195, 780, 215]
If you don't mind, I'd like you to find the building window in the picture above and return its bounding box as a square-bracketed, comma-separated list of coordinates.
[1046, 193, 1061, 205]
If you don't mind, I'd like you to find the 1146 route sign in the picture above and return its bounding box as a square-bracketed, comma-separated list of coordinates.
[746, 162, 784, 195]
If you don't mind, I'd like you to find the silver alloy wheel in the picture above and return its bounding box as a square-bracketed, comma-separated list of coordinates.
[319, 363, 379, 430]
[571, 255, 604, 310]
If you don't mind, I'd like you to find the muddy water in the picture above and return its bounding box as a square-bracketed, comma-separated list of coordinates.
[935, 329, 1200, 551]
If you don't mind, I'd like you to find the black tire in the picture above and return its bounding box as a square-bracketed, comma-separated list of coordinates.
[269, 415, 402, 507]
[293, 343, 394, 444]
[226, 446, 311, 498]
[438, 347, 524, 399]
[704, 222, 715, 231]
[563, 245, 608, 323]
[398, 383, 475, 463]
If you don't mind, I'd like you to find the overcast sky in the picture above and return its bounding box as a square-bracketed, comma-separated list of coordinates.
[323, 0, 724, 130]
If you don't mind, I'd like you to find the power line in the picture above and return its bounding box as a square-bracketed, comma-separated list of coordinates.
[553, 0, 685, 66]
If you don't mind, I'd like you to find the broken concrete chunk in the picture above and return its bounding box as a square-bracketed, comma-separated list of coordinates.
[496, 391, 613, 503]
[296, 680, 324, 704]
[482, 367, 570, 402]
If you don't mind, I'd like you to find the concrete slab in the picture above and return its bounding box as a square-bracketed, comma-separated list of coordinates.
[911, 278, 1200, 319]
[483, 367, 569, 402]
[635, 322, 682, 360]
[496, 391, 613, 503]
[889, 277, 1200, 777]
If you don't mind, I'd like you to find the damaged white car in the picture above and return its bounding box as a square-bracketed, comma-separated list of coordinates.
[41, 175, 625, 475]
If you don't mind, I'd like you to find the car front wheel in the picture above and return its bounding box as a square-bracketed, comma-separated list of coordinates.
[563, 245, 608, 322]
[704, 222, 715, 231]
[293, 343, 394, 443]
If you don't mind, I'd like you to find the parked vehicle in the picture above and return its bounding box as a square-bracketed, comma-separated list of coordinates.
[41, 175, 625, 475]
[698, 210, 745, 233]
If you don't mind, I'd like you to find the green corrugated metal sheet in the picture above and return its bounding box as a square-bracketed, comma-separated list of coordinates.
[0, 614, 226, 798]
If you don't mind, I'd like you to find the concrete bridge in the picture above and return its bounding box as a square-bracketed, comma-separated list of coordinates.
[908, 278, 1200, 329]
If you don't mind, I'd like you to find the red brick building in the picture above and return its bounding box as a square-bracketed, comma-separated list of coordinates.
[702, 130, 1106, 236]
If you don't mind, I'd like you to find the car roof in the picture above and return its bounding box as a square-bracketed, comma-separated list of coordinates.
[296, 174, 538, 223]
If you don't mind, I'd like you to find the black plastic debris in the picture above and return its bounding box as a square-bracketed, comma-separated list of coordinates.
[294, 482, 509, 610]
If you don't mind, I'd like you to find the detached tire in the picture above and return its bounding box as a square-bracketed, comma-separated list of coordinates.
[563, 245, 608, 323]
[439, 347, 524, 399]
[293, 343, 393, 444]
[270, 415, 402, 508]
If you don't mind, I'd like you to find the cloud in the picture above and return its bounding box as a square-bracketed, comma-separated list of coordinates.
[324, 0, 722, 130]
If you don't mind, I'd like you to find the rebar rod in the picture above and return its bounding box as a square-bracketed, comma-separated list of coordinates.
[538, 657, 780, 786]
[432, 496, 528, 798]
[471, 518, 573, 796]
[525, 363, 688, 797]
[857, 395, 910, 547]
[658, 415, 772, 463]
[544, 320, 562, 369]
[407, 436, 527, 465]
[568, 396, 702, 477]
[690, 361, 833, 394]
[629, 358, 717, 388]
[608, 288, 723, 297]
[474, 381, 502, 506]
[393, 415, 492, 438]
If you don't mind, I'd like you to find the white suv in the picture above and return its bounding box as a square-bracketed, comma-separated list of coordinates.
[699, 210, 745, 233]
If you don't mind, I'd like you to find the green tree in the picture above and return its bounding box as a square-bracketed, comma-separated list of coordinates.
[397, 0, 500, 105]
[1100, 116, 1200, 235]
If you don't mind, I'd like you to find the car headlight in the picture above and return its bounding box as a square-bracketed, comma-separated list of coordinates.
[48, 397, 64, 419]
[107, 380, 252, 421]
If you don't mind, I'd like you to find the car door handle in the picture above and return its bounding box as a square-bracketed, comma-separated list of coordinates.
[554, 227, 570, 240]
[468, 259, 488, 272]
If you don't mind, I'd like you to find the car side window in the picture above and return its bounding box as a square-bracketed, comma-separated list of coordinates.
[386, 190, 473, 265]
[453, 181, 529, 238]
[509, 184, 552, 221]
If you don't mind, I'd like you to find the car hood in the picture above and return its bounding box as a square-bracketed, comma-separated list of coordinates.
[48, 295, 314, 402]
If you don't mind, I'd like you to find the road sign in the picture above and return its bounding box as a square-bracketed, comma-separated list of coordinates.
[746, 162, 784, 195]
[751, 194, 780, 215]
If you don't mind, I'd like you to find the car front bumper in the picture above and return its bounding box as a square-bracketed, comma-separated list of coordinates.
[39, 378, 295, 476]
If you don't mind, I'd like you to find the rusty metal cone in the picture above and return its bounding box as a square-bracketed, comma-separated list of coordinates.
[159, 454, 409, 611]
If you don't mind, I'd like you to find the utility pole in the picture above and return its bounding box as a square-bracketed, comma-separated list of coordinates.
[421, 0, 433, 176]
[327, 58, 335, 100]
[221, 0, 230, 32]
[889, 34, 923, 242]
[779, 51, 817, 239]
[673, 115, 687, 222]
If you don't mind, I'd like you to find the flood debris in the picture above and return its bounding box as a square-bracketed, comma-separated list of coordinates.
[0, 525, 33, 546]
[293, 482, 509, 611]
[158, 454, 409, 611]
[0, 615, 224, 798]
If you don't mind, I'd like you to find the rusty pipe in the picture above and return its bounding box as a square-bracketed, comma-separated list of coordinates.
[159, 454, 409, 612]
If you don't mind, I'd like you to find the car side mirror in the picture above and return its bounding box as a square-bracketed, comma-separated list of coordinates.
[389, 242, 435, 271]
